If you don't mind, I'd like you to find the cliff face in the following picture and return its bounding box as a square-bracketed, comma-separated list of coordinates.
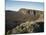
[5, 8, 44, 33]
[18, 8, 44, 21]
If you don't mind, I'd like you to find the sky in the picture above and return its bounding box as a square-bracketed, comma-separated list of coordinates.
[6, 0, 44, 11]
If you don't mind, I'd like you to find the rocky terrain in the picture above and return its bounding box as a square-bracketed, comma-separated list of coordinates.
[5, 8, 44, 34]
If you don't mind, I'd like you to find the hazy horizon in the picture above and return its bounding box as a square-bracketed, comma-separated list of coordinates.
[6, 0, 44, 11]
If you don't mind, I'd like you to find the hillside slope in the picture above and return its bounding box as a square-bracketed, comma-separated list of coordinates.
[5, 8, 44, 34]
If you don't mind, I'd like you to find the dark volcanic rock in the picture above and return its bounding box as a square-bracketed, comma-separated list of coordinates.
[33, 22, 44, 32]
